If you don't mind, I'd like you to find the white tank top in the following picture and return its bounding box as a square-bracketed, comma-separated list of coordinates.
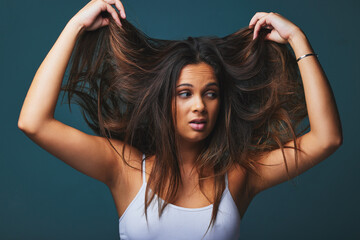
[119, 154, 241, 240]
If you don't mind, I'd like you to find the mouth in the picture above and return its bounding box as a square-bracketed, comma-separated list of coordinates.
[189, 119, 207, 131]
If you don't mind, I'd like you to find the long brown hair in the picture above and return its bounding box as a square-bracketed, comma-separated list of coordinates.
[61, 13, 308, 229]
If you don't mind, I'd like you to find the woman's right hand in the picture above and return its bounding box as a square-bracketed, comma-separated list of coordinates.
[71, 0, 126, 32]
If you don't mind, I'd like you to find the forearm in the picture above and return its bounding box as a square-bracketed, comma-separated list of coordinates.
[18, 19, 84, 133]
[288, 29, 343, 146]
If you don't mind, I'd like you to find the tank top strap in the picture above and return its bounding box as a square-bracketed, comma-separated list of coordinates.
[142, 154, 146, 184]
[225, 172, 229, 189]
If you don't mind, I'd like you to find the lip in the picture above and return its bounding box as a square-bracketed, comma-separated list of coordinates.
[189, 118, 207, 131]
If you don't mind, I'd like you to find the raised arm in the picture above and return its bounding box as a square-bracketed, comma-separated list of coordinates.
[247, 12, 343, 196]
[17, 0, 129, 187]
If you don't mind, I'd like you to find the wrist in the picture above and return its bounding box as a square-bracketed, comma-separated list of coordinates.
[67, 17, 86, 36]
[287, 29, 314, 59]
[288, 27, 306, 46]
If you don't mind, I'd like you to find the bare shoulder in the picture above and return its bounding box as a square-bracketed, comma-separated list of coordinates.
[227, 164, 254, 218]
[105, 138, 143, 185]
[106, 138, 143, 169]
[228, 163, 246, 182]
[228, 163, 248, 195]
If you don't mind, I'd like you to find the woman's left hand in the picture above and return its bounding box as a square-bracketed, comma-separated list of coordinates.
[249, 12, 302, 44]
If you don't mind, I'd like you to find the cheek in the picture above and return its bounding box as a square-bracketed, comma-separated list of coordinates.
[209, 100, 220, 118]
[175, 103, 188, 124]
[172, 100, 188, 129]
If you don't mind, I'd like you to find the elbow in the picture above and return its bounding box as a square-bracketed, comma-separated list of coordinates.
[334, 135, 343, 147]
[18, 117, 54, 136]
[324, 134, 343, 152]
[331, 130, 343, 147]
[17, 118, 39, 135]
[18, 118, 27, 131]
[18, 119, 32, 135]
[312, 129, 343, 152]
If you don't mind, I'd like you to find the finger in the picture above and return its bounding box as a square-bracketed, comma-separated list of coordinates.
[116, 0, 126, 19]
[264, 30, 274, 41]
[103, 0, 126, 19]
[252, 16, 266, 39]
[249, 12, 268, 28]
[253, 15, 272, 40]
[105, 2, 122, 26]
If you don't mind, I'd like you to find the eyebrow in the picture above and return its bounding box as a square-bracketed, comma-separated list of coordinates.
[176, 82, 219, 88]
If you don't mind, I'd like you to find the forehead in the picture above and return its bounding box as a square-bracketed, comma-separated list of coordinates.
[177, 62, 217, 85]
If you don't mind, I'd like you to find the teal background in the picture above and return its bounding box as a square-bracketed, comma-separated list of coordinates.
[1, 0, 359, 239]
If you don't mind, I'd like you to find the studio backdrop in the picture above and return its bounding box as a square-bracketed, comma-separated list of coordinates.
[1, 0, 358, 239]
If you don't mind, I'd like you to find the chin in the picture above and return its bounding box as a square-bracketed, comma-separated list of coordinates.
[180, 131, 211, 143]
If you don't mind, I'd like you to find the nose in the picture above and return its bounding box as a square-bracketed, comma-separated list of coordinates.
[191, 95, 206, 113]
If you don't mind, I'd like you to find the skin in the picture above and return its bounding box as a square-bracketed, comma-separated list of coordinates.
[172, 62, 220, 165]
[18, 0, 342, 221]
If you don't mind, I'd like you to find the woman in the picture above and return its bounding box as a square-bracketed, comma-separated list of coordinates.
[18, 0, 342, 239]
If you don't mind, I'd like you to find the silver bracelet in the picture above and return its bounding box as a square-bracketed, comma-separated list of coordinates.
[296, 53, 318, 62]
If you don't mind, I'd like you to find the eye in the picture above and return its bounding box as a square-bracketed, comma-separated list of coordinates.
[178, 91, 192, 98]
[205, 91, 218, 99]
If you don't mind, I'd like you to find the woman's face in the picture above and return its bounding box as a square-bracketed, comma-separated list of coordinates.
[172, 62, 220, 143]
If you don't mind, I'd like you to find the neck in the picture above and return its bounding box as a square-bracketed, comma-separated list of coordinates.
[176, 138, 205, 168]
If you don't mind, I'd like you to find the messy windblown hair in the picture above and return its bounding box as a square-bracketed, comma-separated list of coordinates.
[61, 13, 308, 230]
